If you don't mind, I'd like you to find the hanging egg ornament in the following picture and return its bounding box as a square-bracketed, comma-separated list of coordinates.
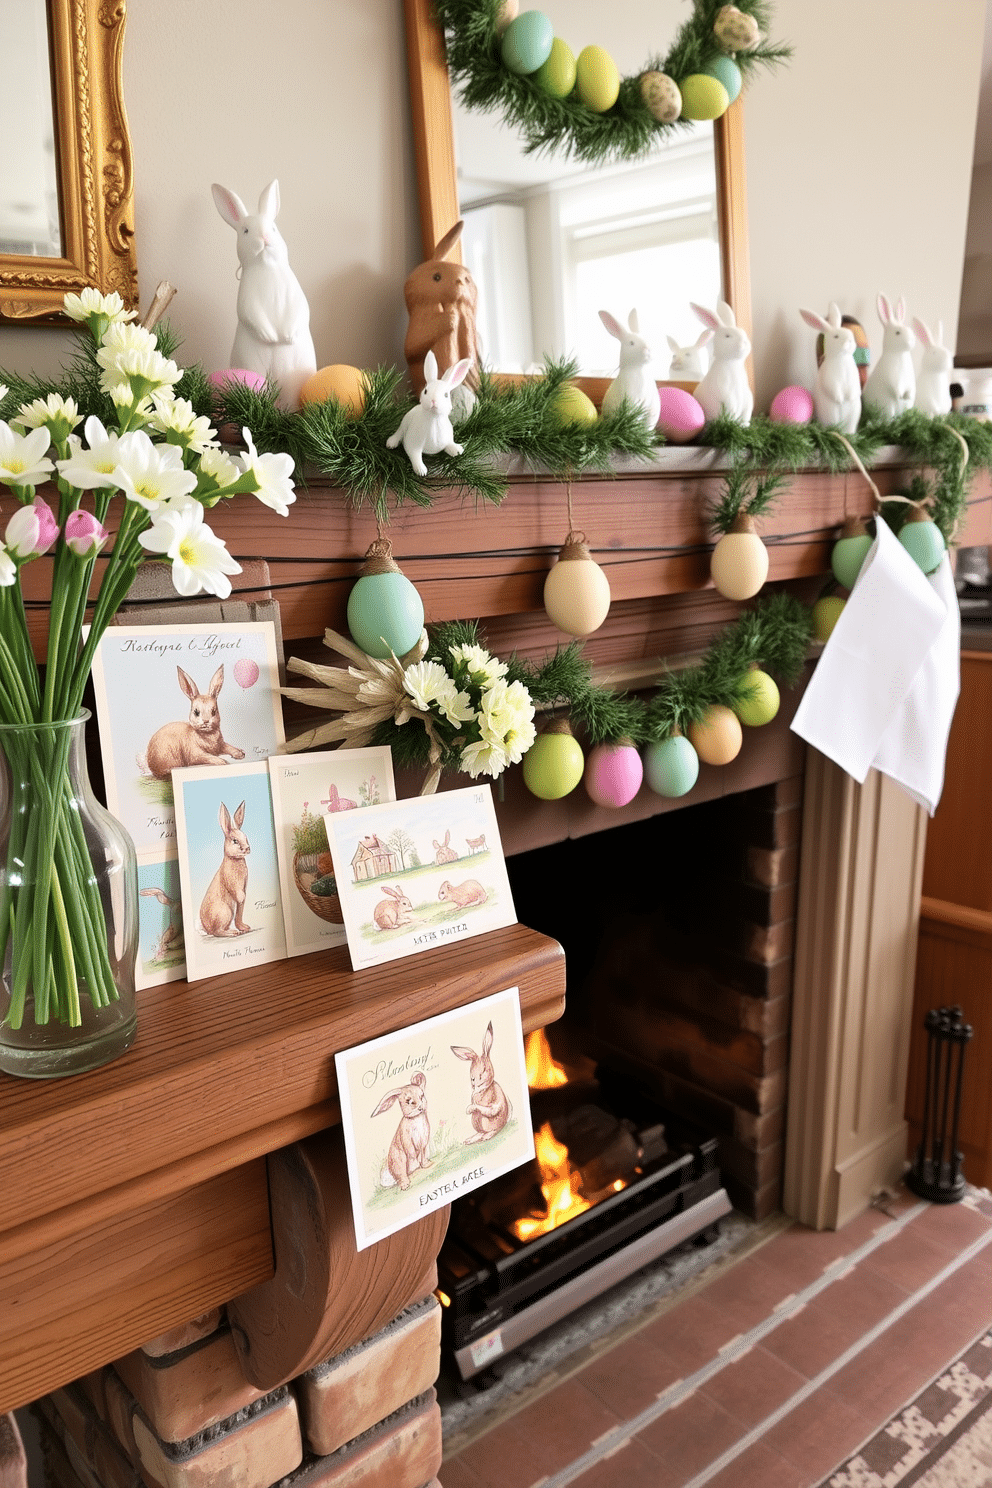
[644, 730, 700, 798]
[734, 666, 780, 727]
[522, 719, 585, 800]
[500, 10, 554, 75]
[898, 508, 946, 575]
[679, 74, 730, 120]
[534, 37, 576, 97]
[710, 512, 769, 601]
[688, 705, 743, 766]
[640, 71, 682, 123]
[701, 54, 742, 104]
[584, 737, 643, 809]
[713, 4, 761, 51]
[346, 539, 425, 660]
[812, 594, 846, 641]
[831, 516, 874, 590]
[575, 46, 621, 113]
[544, 533, 611, 637]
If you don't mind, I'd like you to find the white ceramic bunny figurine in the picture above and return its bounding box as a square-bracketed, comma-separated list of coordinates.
[386, 351, 473, 476]
[211, 179, 317, 411]
[689, 300, 753, 424]
[599, 309, 661, 430]
[913, 317, 953, 417]
[862, 294, 916, 419]
[666, 330, 713, 381]
[799, 302, 862, 434]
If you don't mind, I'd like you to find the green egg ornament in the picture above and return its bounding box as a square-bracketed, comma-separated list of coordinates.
[501, 10, 554, 75]
[347, 540, 425, 660]
[812, 595, 846, 641]
[548, 382, 598, 428]
[701, 54, 742, 104]
[831, 517, 874, 590]
[522, 719, 585, 800]
[575, 46, 620, 113]
[898, 510, 946, 574]
[644, 732, 699, 798]
[734, 667, 780, 727]
[534, 37, 576, 97]
[679, 73, 730, 121]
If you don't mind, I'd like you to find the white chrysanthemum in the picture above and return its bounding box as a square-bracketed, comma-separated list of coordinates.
[478, 679, 536, 763]
[98, 344, 183, 398]
[460, 737, 510, 780]
[138, 500, 242, 599]
[449, 642, 508, 686]
[436, 686, 476, 727]
[112, 430, 198, 510]
[196, 445, 242, 490]
[240, 429, 296, 516]
[403, 660, 453, 711]
[148, 393, 217, 454]
[96, 321, 157, 363]
[0, 423, 55, 487]
[57, 415, 126, 490]
[11, 393, 81, 439]
[63, 288, 136, 325]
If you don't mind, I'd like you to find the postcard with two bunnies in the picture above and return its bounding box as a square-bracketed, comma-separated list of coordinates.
[323, 784, 517, 972]
[335, 986, 534, 1250]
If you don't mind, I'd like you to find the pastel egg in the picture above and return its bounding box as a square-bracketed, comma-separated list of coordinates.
[233, 657, 260, 690]
[575, 46, 620, 113]
[832, 528, 873, 590]
[584, 740, 643, 809]
[347, 570, 425, 660]
[688, 705, 743, 766]
[734, 668, 780, 727]
[701, 54, 742, 104]
[534, 37, 576, 97]
[208, 368, 266, 395]
[501, 11, 554, 75]
[713, 4, 761, 51]
[523, 723, 585, 800]
[644, 734, 699, 798]
[812, 595, 846, 641]
[300, 364, 367, 417]
[495, 0, 519, 34]
[640, 71, 682, 123]
[657, 386, 706, 443]
[544, 547, 611, 636]
[899, 517, 946, 575]
[710, 528, 769, 601]
[549, 383, 598, 427]
[679, 73, 730, 120]
[769, 385, 814, 424]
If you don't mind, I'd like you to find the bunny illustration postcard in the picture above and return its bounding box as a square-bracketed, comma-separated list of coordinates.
[268, 747, 396, 957]
[90, 622, 285, 860]
[172, 761, 287, 982]
[335, 986, 534, 1250]
[322, 785, 516, 972]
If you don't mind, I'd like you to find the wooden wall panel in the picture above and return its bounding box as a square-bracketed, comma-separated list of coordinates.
[922, 653, 992, 913]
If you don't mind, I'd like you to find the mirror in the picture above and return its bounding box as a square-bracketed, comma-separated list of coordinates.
[403, 0, 751, 386]
[0, 0, 138, 323]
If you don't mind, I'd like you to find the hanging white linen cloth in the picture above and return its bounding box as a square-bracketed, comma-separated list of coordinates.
[790, 515, 960, 815]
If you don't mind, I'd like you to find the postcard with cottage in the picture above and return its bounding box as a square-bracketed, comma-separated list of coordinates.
[335, 986, 534, 1250]
[322, 784, 517, 972]
[172, 761, 287, 982]
[89, 622, 284, 861]
[268, 747, 397, 956]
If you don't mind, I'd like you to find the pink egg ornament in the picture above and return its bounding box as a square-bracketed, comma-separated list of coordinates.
[769, 385, 814, 424]
[233, 657, 260, 689]
[208, 368, 267, 396]
[657, 386, 706, 444]
[583, 739, 643, 809]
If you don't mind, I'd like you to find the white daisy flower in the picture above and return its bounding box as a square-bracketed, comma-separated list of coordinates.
[56, 416, 126, 489]
[449, 642, 508, 686]
[436, 685, 476, 727]
[479, 679, 536, 763]
[240, 428, 296, 515]
[148, 393, 217, 454]
[11, 393, 81, 441]
[196, 445, 242, 491]
[0, 423, 55, 488]
[403, 660, 454, 712]
[460, 737, 510, 780]
[112, 430, 198, 511]
[138, 500, 242, 599]
[63, 288, 136, 326]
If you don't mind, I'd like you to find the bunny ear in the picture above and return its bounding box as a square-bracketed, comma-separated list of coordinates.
[218, 801, 232, 832]
[450, 1044, 475, 1061]
[211, 184, 248, 229]
[208, 665, 224, 698]
[666, 334, 681, 353]
[827, 303, 842, 329]
[695, 329, 714, 348]
[258, 180, 280, 219]
[371, 1090, 399, 1116]
[599, 310, 625, 340]
[911, 317, 931, 347]
[895, 296, 906, 323]
[877, 293, 892, 325]
[441, 358, 473, 389]
[410, 1072, 426, 1089]
[482, 1022, 493, 1059]
[433, 220, 464, 260]
[233, 801, 246, 829]
[716, 300, 737, 328]
[628, 309, 640, 333]
[691, 302, 720, 332]
[423, 350, 438, 384]
[800, 308, 828, 333]
[177, 666, 198, 701]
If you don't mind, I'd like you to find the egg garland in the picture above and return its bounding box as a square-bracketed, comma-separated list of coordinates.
[644, 730, 700, 798]
[584, 737, 644, 809]
[898, 507, 947, 575]
[831, 516, 874, 591]
[733, 666, 780, 728]
[710, 512, 769, 602]
[522, 718, 585, 800]
[346, 539, 425, 661]
[688, 705, 743, 767]
[544, 532, 612, 637]
[500, 10, 553, 74]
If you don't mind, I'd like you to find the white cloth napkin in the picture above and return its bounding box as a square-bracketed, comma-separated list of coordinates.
[791, 516, 959, 814]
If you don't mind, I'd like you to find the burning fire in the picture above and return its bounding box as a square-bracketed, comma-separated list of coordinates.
[525, 1028, 568, 1089]
[512, 1122, 591, 1240]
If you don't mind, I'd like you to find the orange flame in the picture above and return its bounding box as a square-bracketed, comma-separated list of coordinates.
[525, 1028, 568, 1089]
[512, 1122, 591, 1240]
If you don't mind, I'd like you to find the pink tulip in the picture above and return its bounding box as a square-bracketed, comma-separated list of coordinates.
[4, 495, 59, 560]
[64, 509, 109, 557]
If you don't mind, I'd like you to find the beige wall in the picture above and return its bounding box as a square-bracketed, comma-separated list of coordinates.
[0, 0, 986, 409]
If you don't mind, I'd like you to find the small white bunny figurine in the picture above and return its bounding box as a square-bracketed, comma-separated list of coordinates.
[689, 300, 753, 424]
[862, 294, 916, 419]
[211, 179, 317, 411]
[666, 330, 713, 381]
[598, 309, 661, 430]
[799, 302, 862, 434]
[913, 317, 953, 417]
[386, 351, 473, 476]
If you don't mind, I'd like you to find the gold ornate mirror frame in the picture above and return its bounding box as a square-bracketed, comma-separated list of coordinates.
[0, 0, 138, 324]
[402, 0, 752, 349]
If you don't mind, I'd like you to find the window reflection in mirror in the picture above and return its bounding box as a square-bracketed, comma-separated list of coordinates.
[1, 0, 62, 258]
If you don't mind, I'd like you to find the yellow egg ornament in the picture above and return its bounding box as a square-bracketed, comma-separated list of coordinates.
[548, 383, 598, 428]
[734, 666, 780, 727]
[575, 46, 620, 113]
[679, 73, 730, 120]
[544, 534, 611, 637]
[300, 364, 367, 417]
[710, 513, 769, 601]
[522, 719, 585, 800]
[534, 37, 577, 98]
[688, 705, 743, 766]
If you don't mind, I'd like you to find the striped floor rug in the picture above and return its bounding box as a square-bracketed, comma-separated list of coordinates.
[822, 1329, 992, 1487]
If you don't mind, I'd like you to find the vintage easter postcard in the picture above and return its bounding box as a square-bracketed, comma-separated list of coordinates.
[268, 746, 397, 957]
[172, 760, 287, 982]
[323, 784, 516, 972]
[335, 986, 534, 1250]
[89, 621, 284, 860]
[135, 852, 187, 989]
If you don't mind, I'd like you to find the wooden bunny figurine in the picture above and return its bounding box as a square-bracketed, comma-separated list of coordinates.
[403, 221, 480, 411]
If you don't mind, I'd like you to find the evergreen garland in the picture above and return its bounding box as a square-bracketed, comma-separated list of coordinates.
[431, 0, 791, 167]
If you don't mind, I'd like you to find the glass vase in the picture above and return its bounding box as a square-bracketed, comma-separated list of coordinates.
[0, 712, 138, 1078]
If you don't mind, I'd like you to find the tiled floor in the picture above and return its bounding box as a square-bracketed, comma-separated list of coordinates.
[438, 1186, 992, 1488]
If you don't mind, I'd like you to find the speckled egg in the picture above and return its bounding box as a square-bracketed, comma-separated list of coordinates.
[233, 657, 260, 690]
[534, 37, 576, 97]
[679, 73, 730, 121]
[769, 385, 814, 424]
[713, 4, 761, 51]
[575, 46, 620, 113]
[500, 11, 554, 75]
[300, 364, 367, 417]
[656, 386, 706, 443]
[701, 54, 742, 104]
[640, 71, 682, 123]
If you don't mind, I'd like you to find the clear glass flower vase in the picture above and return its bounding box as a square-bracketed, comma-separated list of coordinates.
[0, 712, 138, 1078]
